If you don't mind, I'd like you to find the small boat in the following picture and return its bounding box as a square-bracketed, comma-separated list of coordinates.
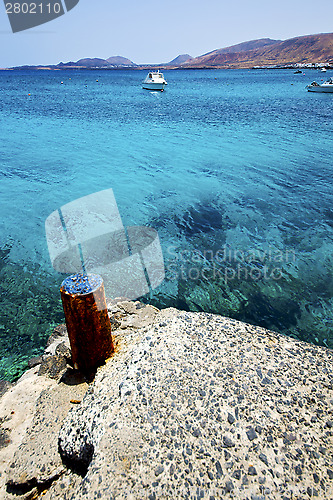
[320, 67, 327, 73]
[294, 69, 302, 74]
[142, 71, 167, 91]
[306, 78, 333, 93]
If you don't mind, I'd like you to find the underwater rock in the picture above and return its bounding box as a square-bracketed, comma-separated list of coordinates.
[174, 202, 232, 237]
[175, 250, 333, 349]
[150, 200, 234, 238]
[182, 282, 245, 318]
[242, 292, 301, 332]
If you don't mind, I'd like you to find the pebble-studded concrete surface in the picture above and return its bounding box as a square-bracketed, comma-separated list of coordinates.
[49, 302, 333, 500]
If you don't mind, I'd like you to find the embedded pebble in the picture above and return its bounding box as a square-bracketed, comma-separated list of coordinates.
[248, 466, 258, 476]
[246, 427, 258, 441]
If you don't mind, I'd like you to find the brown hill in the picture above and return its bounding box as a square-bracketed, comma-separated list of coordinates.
[166, 54, 193, 66]
[183, 33, 333, 68]
[106, 56, 136, 66]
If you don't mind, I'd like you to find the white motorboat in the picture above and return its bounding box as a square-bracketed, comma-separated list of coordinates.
[320, 67, 327, 72]
[306, 78, 333, 93]
[142, 71, 167, 91]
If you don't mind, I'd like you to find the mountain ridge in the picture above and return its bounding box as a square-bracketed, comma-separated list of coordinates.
[182, 33, 333, 68]
[200, 38, 281, 58]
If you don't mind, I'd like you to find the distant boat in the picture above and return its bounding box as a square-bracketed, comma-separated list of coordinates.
[142, 71, 167, 91]
[306, 78, 333, 93]
[320, 67, 327, 72]
[294, 69, 302, 74]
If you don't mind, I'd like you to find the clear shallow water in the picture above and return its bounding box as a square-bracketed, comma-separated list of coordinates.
[0, 68, 332, 380]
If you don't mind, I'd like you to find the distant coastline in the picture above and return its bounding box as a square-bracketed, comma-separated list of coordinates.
[4, 32, 333, 71]
[3, 64, 333, 71]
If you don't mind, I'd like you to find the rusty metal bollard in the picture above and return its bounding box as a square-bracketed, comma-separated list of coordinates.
[60, 273, 114, 377]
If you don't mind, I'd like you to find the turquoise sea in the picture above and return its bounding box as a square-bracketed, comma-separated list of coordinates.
[0, 68, 332, 380]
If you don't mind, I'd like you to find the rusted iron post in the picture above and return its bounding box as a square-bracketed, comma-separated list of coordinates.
[60, 273, 114, 377]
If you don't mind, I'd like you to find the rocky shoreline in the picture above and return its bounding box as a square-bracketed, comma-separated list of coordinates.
[0, 300, 332, 499]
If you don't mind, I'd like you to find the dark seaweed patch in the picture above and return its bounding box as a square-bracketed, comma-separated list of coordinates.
[175, 202, 233, 237]
[241, 293, 301, 332]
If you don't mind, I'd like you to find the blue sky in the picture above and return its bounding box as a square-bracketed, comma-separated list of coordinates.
[1, 0, 333, 67]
